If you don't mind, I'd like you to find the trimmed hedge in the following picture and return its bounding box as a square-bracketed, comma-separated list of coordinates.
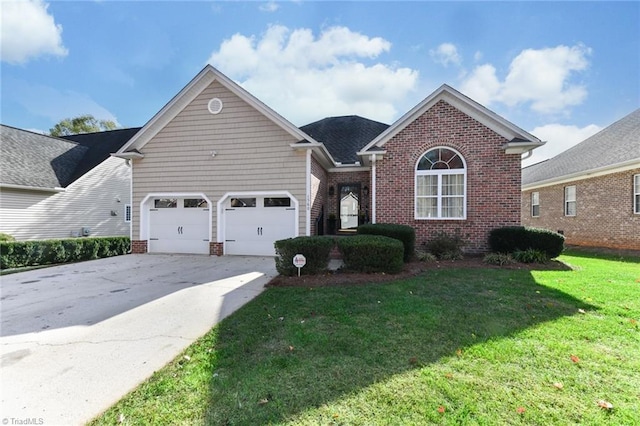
[0, 237, 130, 270]
[337, 235, 404, 274]
[488, 226, 565, 258]
[357, 223, 415, 262]
[274, 236, 335, 276]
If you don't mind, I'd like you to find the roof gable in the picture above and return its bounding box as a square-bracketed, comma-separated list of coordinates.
[360, 84, 542, 155]
[522, 108, 640, 187]
[116, 65, 317, 155]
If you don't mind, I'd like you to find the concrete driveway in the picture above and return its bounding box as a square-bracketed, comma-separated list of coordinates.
[0, 254, 276, 425]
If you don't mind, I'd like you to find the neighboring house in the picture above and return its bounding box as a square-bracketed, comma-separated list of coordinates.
[522, 109, 640, 250]
[115, 65, 542, 256]
[0, 125, 138, 240]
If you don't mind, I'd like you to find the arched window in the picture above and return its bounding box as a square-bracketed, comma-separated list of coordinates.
[415, 147, 466, 219]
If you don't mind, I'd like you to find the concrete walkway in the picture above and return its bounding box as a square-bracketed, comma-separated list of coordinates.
[0, 254, 276, 425]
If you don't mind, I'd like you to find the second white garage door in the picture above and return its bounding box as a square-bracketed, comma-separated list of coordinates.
[224, 195, 296, 256]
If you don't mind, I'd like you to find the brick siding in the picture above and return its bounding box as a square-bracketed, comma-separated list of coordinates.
[310, 156, 328, 235]
[375, 100, 522, 254]
[522, 169, 640, 250]
[210, 242, 223, 256]
[131, 240, 147, 254]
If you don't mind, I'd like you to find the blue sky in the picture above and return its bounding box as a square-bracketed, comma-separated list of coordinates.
[2, 1, 638, 166]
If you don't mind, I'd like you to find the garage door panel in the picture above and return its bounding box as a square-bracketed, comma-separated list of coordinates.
[224, 197, 296, 256]
[148, 199, 209, 254]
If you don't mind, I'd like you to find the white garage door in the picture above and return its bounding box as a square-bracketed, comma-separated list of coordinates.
[149, 198, 210, 254]
[224, 196, 296, 256]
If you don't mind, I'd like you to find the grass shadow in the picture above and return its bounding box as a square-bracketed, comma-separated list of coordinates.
[204, 267, 594, 424]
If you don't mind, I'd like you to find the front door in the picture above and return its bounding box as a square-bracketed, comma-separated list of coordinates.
[338, 184, 360, 231]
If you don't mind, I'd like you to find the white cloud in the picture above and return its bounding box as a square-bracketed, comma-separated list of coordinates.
[208, 25, 418, 125]
[430, 43, 462, 67]
[523, 123, 601, 167]
[259, 2, 279, 13]
[461, 44, 591, 114]
[0, 0, 68, 64]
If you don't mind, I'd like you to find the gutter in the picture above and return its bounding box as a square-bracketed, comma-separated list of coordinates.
[0, 183, 65, 193]
[522, 159, 640, 191]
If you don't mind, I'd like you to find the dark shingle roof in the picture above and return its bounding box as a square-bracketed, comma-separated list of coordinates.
[62, 127, 141, 182]
[523, 109, 640, 186]
[1, 125, 87, 189]
[0, 125, 140, 190]
[300, 116, 389, 164]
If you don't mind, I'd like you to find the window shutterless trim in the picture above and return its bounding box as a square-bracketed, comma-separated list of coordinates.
[415, 147, 467, 220]
[564, 185, 576, 217]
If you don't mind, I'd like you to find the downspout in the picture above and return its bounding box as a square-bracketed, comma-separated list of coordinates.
[371, 155, 377, 224]
[127, 159, 133, 253]
[305, 149, 311, 236]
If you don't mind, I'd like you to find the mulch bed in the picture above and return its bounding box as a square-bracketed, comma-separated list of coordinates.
[267, 256, 572, 287]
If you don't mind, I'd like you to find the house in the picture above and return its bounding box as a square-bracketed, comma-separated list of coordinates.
[522, 109, 640, 250]
[115, 65, 542, 256]
[0, 125, 138, 240]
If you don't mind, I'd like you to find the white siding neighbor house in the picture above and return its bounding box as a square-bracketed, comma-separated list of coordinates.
[0, 126, 138, 240]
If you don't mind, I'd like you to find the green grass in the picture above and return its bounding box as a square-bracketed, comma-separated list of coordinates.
[91, 250, 640, 425]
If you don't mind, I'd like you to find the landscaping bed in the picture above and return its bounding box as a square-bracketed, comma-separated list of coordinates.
[267, 256, 572, 287]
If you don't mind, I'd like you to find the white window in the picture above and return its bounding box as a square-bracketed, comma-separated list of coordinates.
[415, 147, 466, 219]
[531, 192, 540, 217]
[124, 204, 131, 222]
[564, 186, 576, 216]
[634, 174, 640, 214]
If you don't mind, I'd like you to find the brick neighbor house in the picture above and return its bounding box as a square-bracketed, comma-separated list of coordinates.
[114, 65, 543, 256]
[522, 109, 640, 251]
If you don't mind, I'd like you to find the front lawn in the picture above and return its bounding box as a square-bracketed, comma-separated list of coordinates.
[91, 251, 640, 425]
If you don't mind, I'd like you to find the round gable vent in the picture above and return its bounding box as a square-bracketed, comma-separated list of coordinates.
[208, 98, 223, 114]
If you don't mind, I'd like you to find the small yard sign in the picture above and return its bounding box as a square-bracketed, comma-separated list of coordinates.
[293, 254, 306, 277]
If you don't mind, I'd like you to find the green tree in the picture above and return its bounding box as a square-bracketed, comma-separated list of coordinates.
[49, 114, 118, 137]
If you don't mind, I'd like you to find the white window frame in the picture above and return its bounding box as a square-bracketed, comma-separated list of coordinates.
[415, 147, 467, 220]
[531, 192, 540, 217]
[634, 174, 640, 215]
[124, 204, 131, 223]
[564, 185, 576, 217]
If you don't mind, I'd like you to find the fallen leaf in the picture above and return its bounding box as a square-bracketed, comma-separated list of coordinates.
[578, 308, 586, 314]
[570, 355, 580, 363]
[278, 317, 284, 321]
[437, 405, 446, 413]
[258, 398, 269, 405]
[183, 355, 191, 361]
[553, 382, 564, 390]
[445, 373, 453, 379]
[597, 400, 613, 410]
[333, 414, 339, 419]
[288, 345, 295, 352]
[118, 414, 125, 423]
[630, 319, 637, 325]
[516, 406, 526, 414]
[456, 349, 463, 357]
[409, 357, 418, 365]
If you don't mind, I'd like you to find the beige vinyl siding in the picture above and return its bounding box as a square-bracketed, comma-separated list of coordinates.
[131, 80, 306, 240]
[0, 157, 131, 240]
